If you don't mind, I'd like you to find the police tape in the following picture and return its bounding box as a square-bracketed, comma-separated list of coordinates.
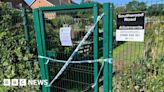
[38, 55, 112, 64]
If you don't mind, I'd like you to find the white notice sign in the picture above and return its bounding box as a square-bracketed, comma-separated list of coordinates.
[116, 12, 145, 42]
[60, 27, 72, 46]
[116, 29, 144, 42]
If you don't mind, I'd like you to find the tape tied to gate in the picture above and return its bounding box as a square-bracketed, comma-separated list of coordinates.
[38, 55, 112, 64]
[104, 58, 113, 64]
[39, 55, 112, 88]
[39, 55, 107, 88]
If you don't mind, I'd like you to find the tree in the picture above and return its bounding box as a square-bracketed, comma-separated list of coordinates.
[126, 0, 147, 12]
[81, 0, 94, 3]
[147, 4, 164, 16]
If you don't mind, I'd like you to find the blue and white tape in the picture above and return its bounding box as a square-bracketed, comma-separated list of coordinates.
[104, 58, 113, 64]
[39, 55, 112, 64]
[39, 55, 98, 64]
[39, 55, 112, 88]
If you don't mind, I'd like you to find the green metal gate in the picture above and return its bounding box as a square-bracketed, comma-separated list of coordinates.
[33, 3, 113, 92]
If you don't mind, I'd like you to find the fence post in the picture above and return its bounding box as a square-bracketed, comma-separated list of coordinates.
[103, 3, 111, 92]
[22, 8, 30, 42]
[22, 8, 31, 52]
[109, 3, 113, 92]
[93, 3, 99, 92]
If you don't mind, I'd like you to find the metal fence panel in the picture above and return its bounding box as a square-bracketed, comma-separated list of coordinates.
[111, 0, 164, 91]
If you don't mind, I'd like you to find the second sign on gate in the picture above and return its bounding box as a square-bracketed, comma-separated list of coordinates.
[116, 12, 145, 42]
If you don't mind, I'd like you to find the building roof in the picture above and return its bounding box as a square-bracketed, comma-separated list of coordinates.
[24, 0, 75, 6]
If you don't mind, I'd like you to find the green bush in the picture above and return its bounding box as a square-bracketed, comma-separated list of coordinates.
[113, 57, 164, 92]
[0, 3, 40, 92]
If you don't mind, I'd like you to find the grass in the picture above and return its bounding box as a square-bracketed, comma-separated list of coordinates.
[99, 42, 144, 63]
[113, 42, 144, 62]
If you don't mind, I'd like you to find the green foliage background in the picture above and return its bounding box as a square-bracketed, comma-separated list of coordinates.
[0, 3, 40, 92]
[113, 57, 164, 92]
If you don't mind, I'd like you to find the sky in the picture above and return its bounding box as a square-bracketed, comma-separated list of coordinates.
[73, 0, 163, 5]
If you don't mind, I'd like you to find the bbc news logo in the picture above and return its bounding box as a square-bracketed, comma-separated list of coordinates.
[3, 79, 48, 86]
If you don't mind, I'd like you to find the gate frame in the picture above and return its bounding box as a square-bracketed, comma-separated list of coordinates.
[33, 3, 100, 92]
[103, 3, 113, 92]
[33, 2, 113, 92]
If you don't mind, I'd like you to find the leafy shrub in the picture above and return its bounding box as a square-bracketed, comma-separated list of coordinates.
[113, 57, 164, 92]
[0, 3, 40, 92]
